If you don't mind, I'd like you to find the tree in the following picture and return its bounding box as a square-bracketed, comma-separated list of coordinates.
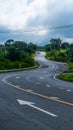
[6, 47, 21, 61]
[50, 38, 62, 50]
[5, 39, 14, 47]
[69, 44, 73, 61]
[12, 41, 27, 51]
[27, 42, 37, 54]
[61, 42, 69, 49]
[45, 44, 51, 51]
[0, 44, 6, 53]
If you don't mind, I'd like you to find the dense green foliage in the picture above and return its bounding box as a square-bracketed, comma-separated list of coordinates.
[0, 40, 37, 70]
[44, 38, 73, 82]
[68, 63, 73, 71]
[45, 38, 73, 62]
[58, 74, 73, 82]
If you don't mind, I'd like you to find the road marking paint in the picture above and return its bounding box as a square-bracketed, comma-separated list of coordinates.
[30, 105, 57, 117]
[46, 84, 50, 87]
[40, 77, 44, 79]
[67, 90, 71, 92]
[53, 73, 63, 81]
[15, 77, 20, 79]
[26, 89, 33, 92]
[26, 75, 33, 82]
[17, 99, 57, 117]
[2, 77, 73, 107]
[50, 97, 60, 100]
[15, 85, 20, 89]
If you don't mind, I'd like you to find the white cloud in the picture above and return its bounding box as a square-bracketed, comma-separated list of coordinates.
[0, 0, 48, 29]
[37, 30, 48, 36]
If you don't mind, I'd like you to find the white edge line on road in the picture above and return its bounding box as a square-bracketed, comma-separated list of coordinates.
[53, 72, 62, 81]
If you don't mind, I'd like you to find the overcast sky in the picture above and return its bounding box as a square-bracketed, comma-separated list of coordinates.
[0, 0, 73, 45]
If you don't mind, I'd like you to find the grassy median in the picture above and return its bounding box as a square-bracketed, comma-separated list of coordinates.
[58, 74, 73, 82]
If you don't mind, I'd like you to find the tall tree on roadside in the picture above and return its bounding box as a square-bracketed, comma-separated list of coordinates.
[61, 42, 69, 49]
[5, 39, 14, 47]
[50, 38, 62, 50]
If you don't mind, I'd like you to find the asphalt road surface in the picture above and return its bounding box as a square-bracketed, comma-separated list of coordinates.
[0, 52, 73, 130]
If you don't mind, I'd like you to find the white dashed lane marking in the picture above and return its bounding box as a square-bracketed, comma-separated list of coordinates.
[46, 84, 50, 87]
[67, 90, 71, 92]
[50, 97, 60, 100]
[15, 77, 20, 79]
[26, 89, 33, 92]
[40, 77, 44, 80]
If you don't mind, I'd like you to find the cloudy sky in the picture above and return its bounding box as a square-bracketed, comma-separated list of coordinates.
[0, 0, 73, 45]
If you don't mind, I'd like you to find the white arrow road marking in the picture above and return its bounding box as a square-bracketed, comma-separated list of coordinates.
[17, 99, 57, 117]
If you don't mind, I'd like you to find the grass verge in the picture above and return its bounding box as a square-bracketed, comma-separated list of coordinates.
[0, 62, 39, 74]
[58, 74, 73, 82]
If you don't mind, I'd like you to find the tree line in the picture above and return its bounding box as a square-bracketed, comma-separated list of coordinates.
[0, 38, 73, 70]
[45, 38, 73, 62]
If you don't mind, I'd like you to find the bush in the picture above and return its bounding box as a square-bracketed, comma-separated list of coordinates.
[58, 74, 73, 82]
[68, 63, 73, 70]
[0, 51, 35, 70]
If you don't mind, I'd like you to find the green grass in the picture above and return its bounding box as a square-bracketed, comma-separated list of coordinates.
[58, 74, 73, 82]
[0, 65, 38, 73]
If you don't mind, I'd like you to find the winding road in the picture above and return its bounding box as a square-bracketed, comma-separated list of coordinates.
[0, 52, 73, 130]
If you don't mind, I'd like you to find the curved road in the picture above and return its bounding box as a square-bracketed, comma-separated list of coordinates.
[0, 52, 73, 130]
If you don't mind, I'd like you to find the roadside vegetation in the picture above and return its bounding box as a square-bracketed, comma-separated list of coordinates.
[58, 74, 73, 82]
[68, 63, 73, 71]
[0, 39, 37, 70]
[45, 38, 73, 63]
[44, 38, 73, 82]
[58, 63, 73, 82]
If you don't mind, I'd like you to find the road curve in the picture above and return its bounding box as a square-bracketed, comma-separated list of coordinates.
[0, 51, 73, 130]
